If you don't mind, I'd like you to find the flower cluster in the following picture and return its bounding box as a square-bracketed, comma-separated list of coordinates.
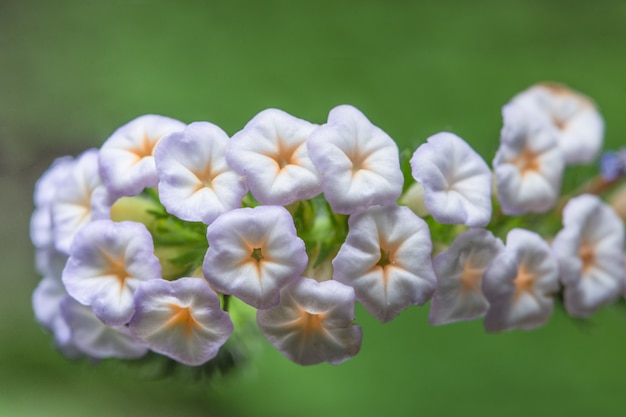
[31, 83, 626, 370]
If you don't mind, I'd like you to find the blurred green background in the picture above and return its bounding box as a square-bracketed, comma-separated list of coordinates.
[2, 0, 626, 416]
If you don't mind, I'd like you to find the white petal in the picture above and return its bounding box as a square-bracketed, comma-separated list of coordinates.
[411, 132, 492, 226]
[308, 105, 403, 214]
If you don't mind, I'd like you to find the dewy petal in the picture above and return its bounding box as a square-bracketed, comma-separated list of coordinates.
[493, 103, 565, 215]
[130, 278, 233, 366]
[482, 228, 560, 332]
[62, 220, 162, 326]
[552, 194, 625, 318]
[155, 122, 247, 224]
[52, 149, 113, 254]
[226, 109, 321, 206]
[410, 132, 492, 227]
[429, 228, 504, 325]
[61, 296, 148, 359]
[510, 83, 604, 165]
[203, 206, 307, 309]
[332, 204, 436, 322]
[257, 277, 362, 365]
[99, 115, 186, 198]
[307, 105, 403, 214]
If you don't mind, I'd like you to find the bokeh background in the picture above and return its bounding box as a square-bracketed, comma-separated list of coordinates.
[2, 0, 626, 416]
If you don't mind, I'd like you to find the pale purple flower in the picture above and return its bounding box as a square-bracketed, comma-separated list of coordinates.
[307, 105, 403, 214]
[203, 206, 307, 309]
[30, 156, 74, 250]
[154, 122, 247, 224]
[483, 228, 560, 332]
[32, 275, 73, 350]
[332, 204, 436, 322]
[410, 132, 492, 227]
[62, 220, 162, 326]
[493, 103, 564, 215]
[99, 115, 185, 198]
[226, 109, 321, 206]
[429, 228, 504, 325]
[510, 83, 604, 165]
[51, 149, 112, 254]
[552, 194, 625, 318]
[257, 277, 362, 365]
[129, 278, 233, 366]
[61, 296, 148, 359]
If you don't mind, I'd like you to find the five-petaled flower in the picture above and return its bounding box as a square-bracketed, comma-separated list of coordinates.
[203, 206, 308, 309]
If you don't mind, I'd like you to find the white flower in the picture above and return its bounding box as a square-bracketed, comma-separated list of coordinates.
[429, 228, 504, 325]
[510, 83, 604, 165]
[553, 194, 625, 318]
[32, 275, 74, 352]
[30, 156, 74, 250]
[410, 132, 492, 227]
[257, 277, 362, 365]
[332, 204, 436, 322]
[51, 149, 112, 254]
[483, 228, 560, 332]
[99, 114, 185, 198]
[307, 105, 403, 214]
[62, 220, 162, 326]
[61, 296, 148, 359]
[226, 109, 321, 206]
[129, 278, 233, 366]
[202, 206, 308, 309]
[154, 121, 247, 224]
[493, 103, 564, 215]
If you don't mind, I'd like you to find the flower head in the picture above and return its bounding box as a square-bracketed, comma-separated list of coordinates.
[332, 204, 436, 322]
[62, 220, 162, 326]
[307, 105, 403, 214]
[226, 109, 321, 206]
[99, 115, 185, 198]
[482, 228, 560, 332]
[154, 121, 247, 224]
[410, 132, 492, 227]
[203, 206, 307, 309]
[429, 228, 504, 325]
[552, 194, 625, 318]
[510, 83, 604, 165]
[130, 278, 233, 366]
[493, 103, 564, 215]
[257, 277, 362, 365]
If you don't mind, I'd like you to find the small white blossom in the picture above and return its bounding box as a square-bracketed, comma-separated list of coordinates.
[429, 228, 504, 325]
[62, 220, 162, 326]
[493, 104, 564, 215]
[154, 121, 247, 224]
[226, 109, 321, 206]
[203, 206, 307, 309]
[99, 115, 185, 198]
[553, 194, 625, 318]
[307, 105, 403, 214]
[30, 156, 74, 251]
[332, 204, 436, 322]
[51, 149, 112, 254]
[257, 277, 362, 365]
[510, 83, 604, 165]
[411, 132, 492, 227]
[32, 275, 74, 352]
[483, 228, 560, 332]
[61, 296, 148, 359]
[130, 278, 233, 366]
